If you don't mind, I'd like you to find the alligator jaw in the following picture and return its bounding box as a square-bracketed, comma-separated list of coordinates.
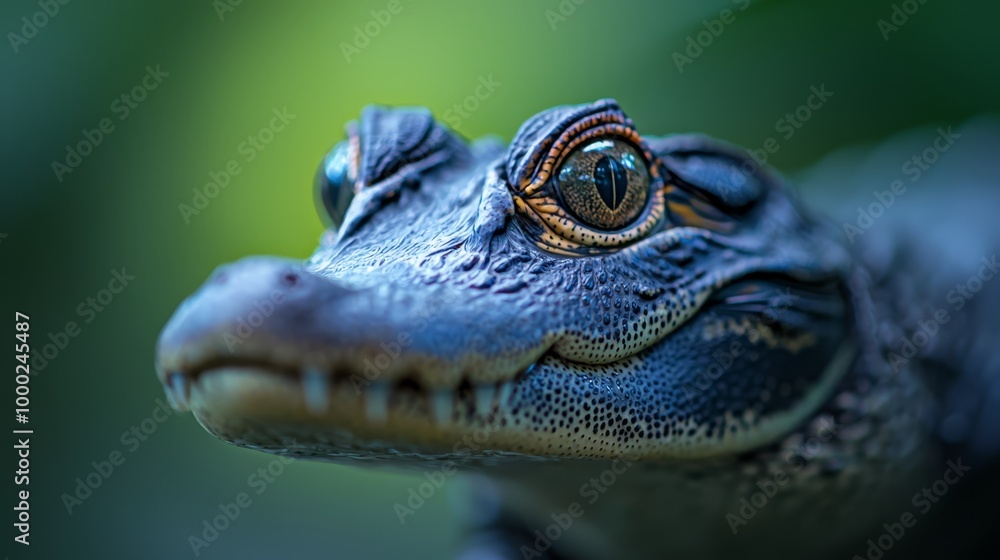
[157, 359, 544, 464]
[160, 359, 528, 423]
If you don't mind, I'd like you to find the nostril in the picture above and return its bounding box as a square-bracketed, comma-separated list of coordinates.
[281, 271, 301, 288]
[212, 271, 229, 285]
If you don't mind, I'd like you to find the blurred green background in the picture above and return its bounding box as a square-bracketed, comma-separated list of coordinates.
[2, 0, 999, 558]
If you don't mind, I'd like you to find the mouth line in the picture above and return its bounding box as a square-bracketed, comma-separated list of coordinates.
[160, 354, 536, 425]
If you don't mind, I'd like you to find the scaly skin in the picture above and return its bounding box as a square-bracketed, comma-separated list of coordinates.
[156, 100, 997, 559]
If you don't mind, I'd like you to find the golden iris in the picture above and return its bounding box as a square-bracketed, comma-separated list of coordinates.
[555, 139, 649, 230]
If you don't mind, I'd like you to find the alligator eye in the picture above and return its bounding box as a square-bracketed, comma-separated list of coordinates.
[313, 141, 356, 228]
[507, 101, 668, 254]
[556, 139, 649, 230]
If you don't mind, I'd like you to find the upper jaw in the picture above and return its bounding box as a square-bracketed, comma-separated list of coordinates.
[158, 253, 547, 374]
[154, 254, 547, 427]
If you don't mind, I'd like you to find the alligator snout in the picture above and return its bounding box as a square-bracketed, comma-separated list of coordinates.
[158, 256, 388, 374]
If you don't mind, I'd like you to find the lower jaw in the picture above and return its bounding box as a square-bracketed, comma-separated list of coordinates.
[175, 366, 540, 464]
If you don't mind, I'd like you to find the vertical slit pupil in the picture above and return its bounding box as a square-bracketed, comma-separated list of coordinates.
[593, 155, 628, 211]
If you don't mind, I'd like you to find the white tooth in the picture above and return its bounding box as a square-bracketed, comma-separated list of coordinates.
[166, 373, 190, 411]
[164, 389, 181, 411]
[366, 384, 390, 422]
[302, 369, 330, 415]
[431, 391, 453, 424]
[497, 382, 514, 410]
[474, 385, 496, 415]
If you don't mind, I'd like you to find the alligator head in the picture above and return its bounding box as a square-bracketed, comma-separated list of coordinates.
[156, 99, 855, 464]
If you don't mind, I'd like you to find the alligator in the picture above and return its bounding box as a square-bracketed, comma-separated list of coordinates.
[156, 100, 1000, 559]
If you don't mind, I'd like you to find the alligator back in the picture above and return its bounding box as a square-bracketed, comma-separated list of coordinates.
[795, 117, 1000, 558]
[800, 116, 1000, 467]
